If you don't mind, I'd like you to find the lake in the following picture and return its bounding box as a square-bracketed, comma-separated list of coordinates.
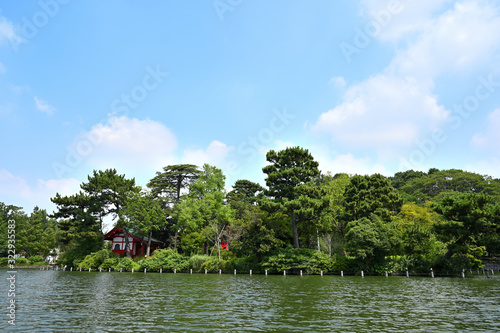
[1, 268, 500, 332]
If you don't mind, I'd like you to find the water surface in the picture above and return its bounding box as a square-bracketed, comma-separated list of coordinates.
[1, 269, 499, 332]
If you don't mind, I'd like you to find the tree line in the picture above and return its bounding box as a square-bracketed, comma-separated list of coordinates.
[1, 146, 499, 274]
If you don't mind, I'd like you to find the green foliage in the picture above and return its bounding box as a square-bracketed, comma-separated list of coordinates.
[29, 255, 45, 264]
[346, 214, 400, 261]
[201, 256, 228, 272]
[116, 257, 141, 272]
[140, 249, 189, 272]
[15, 257, 30, 265]
[344, 174, 403, 222]
[261, 247, 335, 274]
[188, 254, 211, 273]
[180, 232, 205, 256]
[432, 192, 497, 263]
[77, 250, 116, 270]
[262, 147, 321, 248]
[400, 169, 500, 203]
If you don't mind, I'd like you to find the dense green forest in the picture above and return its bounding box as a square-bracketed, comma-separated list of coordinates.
[2, 147, 499, 275]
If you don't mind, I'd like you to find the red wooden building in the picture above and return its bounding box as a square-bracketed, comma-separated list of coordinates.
[104, 227, 164, 257]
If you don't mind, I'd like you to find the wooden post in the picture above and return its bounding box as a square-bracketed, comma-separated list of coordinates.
[234, 269, 236, 275]
[431, 268, 434, 278]
[108, 268, 111, 272]
[70, 267, 73, 272]
[361, 270, 364, 278]
[190, 269, 193, 274]
[341, 271, 343, 277]
[406, 268, 409, 278]
[385, 271, 388, 278]
[492, 269, 495, 275]
[219, 269, 221, 275]
[300, 270, 303, 276]
[265, 270, 268, 276]
[160, 268, 162, 274]
[120, 268, 122, 273]
[320, 270, 323, 277]
[250, 270, 252, 276]
[132, 268, 134, 273]
[80, 267, 82, 272]
[462, 269, 465, 279]
[99, 268, 102, 273]
[144, 268, 147, 274]
[89, 268, 91, 272]
[174, 269, 176, 274]
[284, 270, 286, 276]
[205, 269, 207, 275]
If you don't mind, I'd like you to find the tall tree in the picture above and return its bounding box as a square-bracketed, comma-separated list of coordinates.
[0, 203, 28, 258]
[227, 179, 264, 205]
[121, 191, 167, 256]
[344, 174, 403, 222]
[18, 207, 56, 257]
[51, 192, 102, 265]
[175, 164, 235, 257]
[262, 147, 320, 248]
[147, 164, 200, 205]
[80, 168, 138, 256]
[432, 192, 498, 267]
[400, 169, 500, 203]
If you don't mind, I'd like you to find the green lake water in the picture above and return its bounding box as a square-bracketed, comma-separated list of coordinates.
[1, 268, 500, 332]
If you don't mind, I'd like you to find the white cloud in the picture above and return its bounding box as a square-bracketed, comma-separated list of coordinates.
[471, 108, 500, 152]
[0, 15, 22, 47]
[0, 169, 81, 213]
[389, 0, 500, 80]
[309, 145, 388, 176]
[465, 157, 500, 178]
[182, 140, 233, 168]
[360, 0, 452, 42]
[312, 74, 448, 150]
[34, 96, 55, 115]
[329, 76, 346, 89]
[77, 116, 178, 184]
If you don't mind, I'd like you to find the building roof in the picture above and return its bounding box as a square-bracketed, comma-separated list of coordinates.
[104, 227, 165, 244]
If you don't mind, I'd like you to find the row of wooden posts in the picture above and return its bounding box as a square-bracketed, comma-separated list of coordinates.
[41, 266, 497, 278]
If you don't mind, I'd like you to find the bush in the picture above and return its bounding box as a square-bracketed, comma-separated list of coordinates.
[116, 257, 141, 272]
[201, 257, 228, 273]
[140, 249, 189, 272]
[228, 256, 260, 273]
[0, 257, 8, 267]
[261, 247, 335, 274]
[15, 257, 30, 266]
[29, 255, 45, 265]
[188, 254, 210, 272]
[77, 250, 116, 270]
[100, 258, 119, 270]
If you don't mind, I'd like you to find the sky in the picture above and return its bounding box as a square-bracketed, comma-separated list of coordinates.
[1, 0, 500, 216]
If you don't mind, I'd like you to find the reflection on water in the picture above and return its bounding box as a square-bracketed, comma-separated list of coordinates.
[1, 269, 499, 332]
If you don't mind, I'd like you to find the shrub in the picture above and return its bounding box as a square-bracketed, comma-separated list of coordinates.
[0, 257, 9, 267]
[201, 257, 228, 273]
[29, 255, 45, 264]
[140, 249, 189, 272]
[188, 255, 210, 272]
[15, 257, 30, 266]
[261, 247, 335, 274]
[77, 250, 116, 270]
[116, 257, 140, 272]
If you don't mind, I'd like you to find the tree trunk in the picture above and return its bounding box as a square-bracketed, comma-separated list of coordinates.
[292, 212, 299, 248]
[146, 229, 152, 257]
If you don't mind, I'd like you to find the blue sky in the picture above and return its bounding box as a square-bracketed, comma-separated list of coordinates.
[1, 0, 500, 215]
